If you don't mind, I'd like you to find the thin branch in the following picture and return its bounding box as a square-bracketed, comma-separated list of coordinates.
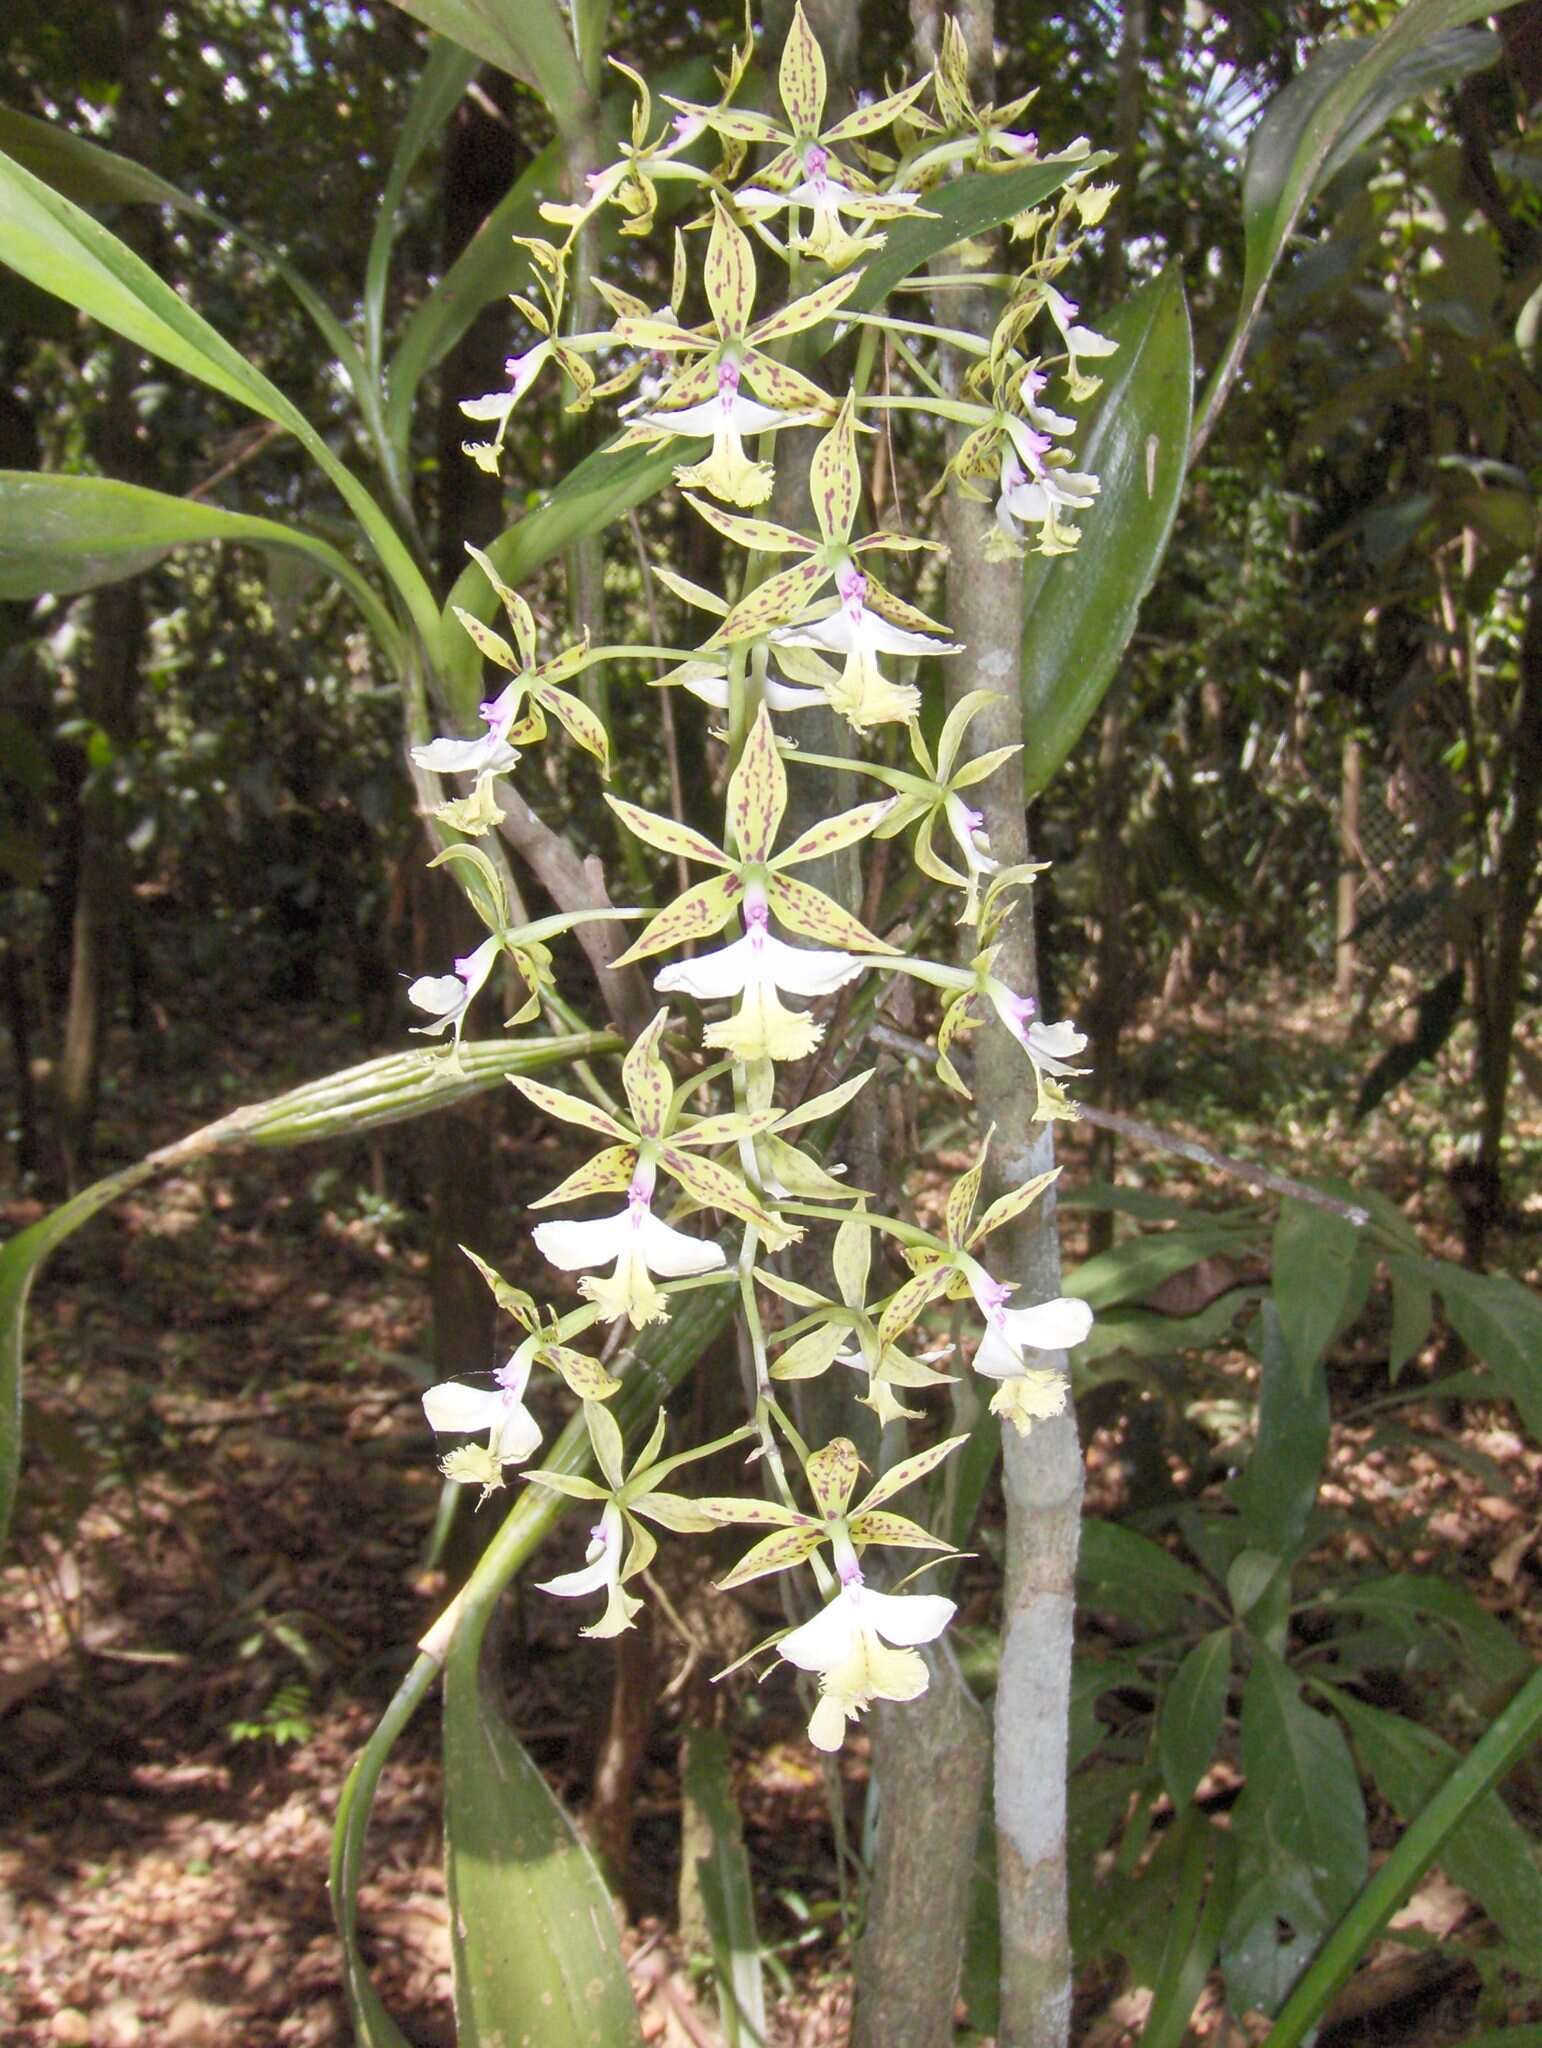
[864, 1023, 1371, 1226]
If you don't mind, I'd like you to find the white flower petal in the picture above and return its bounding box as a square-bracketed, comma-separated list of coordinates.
[758, 933, 863, 998]
[407, 974, 470, 1021]
[411, 733, 518, 775]
[635, 1210, 725, 1277]
[532, 1210, 635, 1273]
[858, 1587, 956, 1648]
[423, 1382, 507, 1434]
[1005, 1297, 1093, 1351]
[778, 1594, 860, 1672]
[656, 934, 755, 1000]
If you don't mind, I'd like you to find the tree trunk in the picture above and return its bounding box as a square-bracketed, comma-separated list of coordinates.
[924, 3, 1084, 2037]
[1335, 734, 1362, 1003]
[1467, 550, 1542, 1264]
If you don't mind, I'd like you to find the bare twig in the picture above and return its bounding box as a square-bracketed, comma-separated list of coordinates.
[864, 1023, 1371, 1226]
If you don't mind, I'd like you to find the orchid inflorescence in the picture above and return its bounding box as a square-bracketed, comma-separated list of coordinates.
[410, 7, 1107, 1752]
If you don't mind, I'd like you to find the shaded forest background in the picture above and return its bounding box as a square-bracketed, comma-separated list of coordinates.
[1, 0, 1540, 2044]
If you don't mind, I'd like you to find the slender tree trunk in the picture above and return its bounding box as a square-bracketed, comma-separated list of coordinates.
[923, 3, 1084, 2039]
[1335, 734, 1362, 1003]
[1468, 550, 1542, 1264]
[56, 2, 160, 1181]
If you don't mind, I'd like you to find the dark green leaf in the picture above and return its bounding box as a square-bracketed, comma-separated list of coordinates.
[366, 38, 480, 377]
[1328, 1690, 1542, 1958]
[1272, 1197, 1361, 1379]
[1079, 1519, 1214, 1629]
[1065, 1221, 1249, 1311]
[1221, 1650, 1367, 2016]
[443, 1644, 642, 2046]
[1195, 0, 1512, 456]
[1158, 1629, 1232, 1809]
[0, 471, 398, 654]
[841, 154, 1114, 315]
[1432, 1262, 1542, 1441]
[681, 1727, 766, 2047]
[1236, 1300, 1330, 1563]
[383, 0, 590, 134]
[1020, 266, 1193, 793]
[1319, 1573, 1533, 1701]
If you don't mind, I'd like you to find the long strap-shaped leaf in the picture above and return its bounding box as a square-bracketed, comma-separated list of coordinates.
[330, 1279, 734, 2045]
[383, 0, 592, 138]
[0, 471, 402, 657]
[1192, 0, 1513, 459]
[1019, 265, 1192, 794]
[1265, 1663, 1542, 2048]
[0, 147, 444, 659]
[0, 102, 368, 401]
[0, 1032, 616, 1555]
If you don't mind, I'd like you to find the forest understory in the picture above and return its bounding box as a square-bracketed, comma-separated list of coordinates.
[2, 974, 1539, 2048]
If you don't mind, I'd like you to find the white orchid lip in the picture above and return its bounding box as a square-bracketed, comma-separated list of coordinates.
[422, 1356, 542, 1466]
[656, 894, 862, 1004]
[965, 1265, 1093, 1379]
[538, 1500, 623, 1599]
[778, 1571, 957, 1752]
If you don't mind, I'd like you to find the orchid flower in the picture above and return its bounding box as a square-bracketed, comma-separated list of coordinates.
[736, 142, 924, 272]
[676, 398, 951, 729]
[665, 0, 930, 262]
[411, 545, 610, 779]
[780, 1566, 956, 1751]
[994, 445, 1100, 558]
[514, 1008, 791, 1244]
[532, 1158, 726, 1329]
[759, 1215, 957, 1425]
[407, 932, 504, 1049]
[457, 238, 595, 473]
[606, 705, 894, 986]
[695, 1433, 964, 1749]
[633, 356, 809, 508]
[423, 1351, 543, 1501]
[527, 1401, 749, 1637]
[607, 199, 859, 503]
[1040, 282, 1118, 401]
[773, 567, 958, 731]
[656, 884, 863, 1064]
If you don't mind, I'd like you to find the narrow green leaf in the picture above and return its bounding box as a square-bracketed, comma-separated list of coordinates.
[1236, 1300, 1329, 1564]
[681, 1727, 767, 2047]
[1194, 0, 1512, 456]
[443, 1646, 643, 2046]
[840, 154, 1115, 315]
[1272, 1196, 1361, 1380]
[1063, 1221, 1247, 1311]
[1319, 1573, 1534, 1700]
[1387, 1260, 1433, 1380]
[0, 1032, 616, 1555]
[0, 471, 400, 656]
[0, 104, 367, 400]
[1266, 1664, 1542, 2048]
[1328, 1690, 1542, 1958]
[366, 37, 479, 381]
[383, 0, 590, 135]
[1221, 1649, 1367, 2017]
[1431, 1261, 1542, 1441]
[330, 1654, 438, 2048]
[1158, 1629, 1232, 1810]
[1020, 266, 1193, 794]
[0, 146, 444, 658]
[1141, 1825, 1234, 2048]
[1078, 1519, 1213, 1629]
